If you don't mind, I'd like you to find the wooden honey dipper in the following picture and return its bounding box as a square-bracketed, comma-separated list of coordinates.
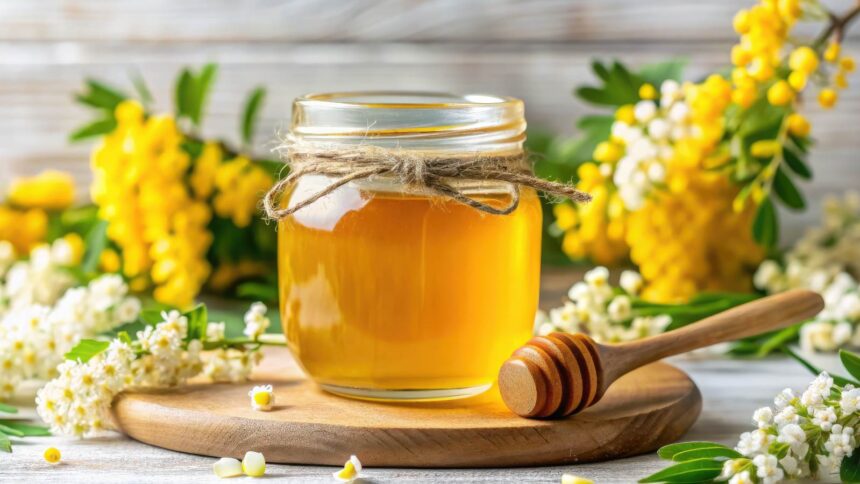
[498, 288, 825, 419]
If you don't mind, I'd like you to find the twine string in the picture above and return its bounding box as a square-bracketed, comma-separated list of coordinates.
[263, 138, 591, 220]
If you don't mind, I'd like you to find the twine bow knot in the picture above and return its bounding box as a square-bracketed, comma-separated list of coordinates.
[263, 137, 590, 220]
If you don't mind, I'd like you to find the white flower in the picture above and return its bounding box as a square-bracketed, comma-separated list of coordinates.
[248, 384, 274, 411]
[116, 298, 141, 323]
[333, 455, 362, 483]
[647, 119, 669, 141]
[646, 162, 666, 183]
[811, 406, 838, 431]
[752, 454, 784, 484]
[633, 101, 657, 123]
[777, 424, 808, 457]
[584, 267, 610, 288]
[833, 321, 854, 346]
[816, 453, 841, 475]
[607, 296, 631, 323]
[824, 424, 855, 458]
[800, 372, 833, 407]
[619, 271, 643, 295]
[728, 470, 753, 484]
[243, 302, 271, 340]
[667, 102, 690, 123]
[753, 260, 782, 291]
[737, 429, 772, 456]
[779, 455, 798, 476]
[842, 387, 860, 414]
[752, 407, 773, 429]
[774, 406, 798, 426]
[206, 322, 226, 342]
[774, 388, 795, 410]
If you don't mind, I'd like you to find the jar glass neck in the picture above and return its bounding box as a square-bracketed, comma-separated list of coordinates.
[290, 92, 526, 153]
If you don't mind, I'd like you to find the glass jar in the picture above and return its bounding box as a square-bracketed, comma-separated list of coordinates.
[278, 92, 542, 401]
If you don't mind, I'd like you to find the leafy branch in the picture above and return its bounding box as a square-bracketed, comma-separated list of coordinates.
[0, 403, 50, 453]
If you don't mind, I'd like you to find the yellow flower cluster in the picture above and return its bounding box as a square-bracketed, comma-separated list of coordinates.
[731, 0, 855, 110]
[558, 76, 763, 302]
[554, 164, 628, 266]
[627, 168, 763, 303]
[0, 171, 76, 254]
[191, 145, 273, 229]
[91, 100, 213, 307]
[90, 99, 275, 306]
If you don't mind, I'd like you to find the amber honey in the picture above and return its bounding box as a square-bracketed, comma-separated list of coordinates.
[278, 176, 541, 399]
[278, 91, 537, 400]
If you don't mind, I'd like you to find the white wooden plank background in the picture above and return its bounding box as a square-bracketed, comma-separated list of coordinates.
[0, 1, 858, 241]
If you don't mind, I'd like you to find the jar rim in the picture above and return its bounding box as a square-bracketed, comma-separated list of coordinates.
[290, 91, 526, 152]
[294, 91, 522, 110]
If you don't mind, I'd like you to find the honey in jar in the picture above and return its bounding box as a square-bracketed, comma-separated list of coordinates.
[277, 92, 542, 400]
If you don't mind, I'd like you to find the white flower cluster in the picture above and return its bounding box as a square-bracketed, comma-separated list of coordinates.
[721, 373, 860, 483]
[0, 274, 140, 399]
[36, 303, 270, 437]
[754, 192, 860, 352]
[610, 80, 693, 210]
[534, 267, 670, 343]
[0, 239, 78, 316]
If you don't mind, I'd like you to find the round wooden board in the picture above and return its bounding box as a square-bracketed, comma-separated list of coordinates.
[112, 347, 701, 468]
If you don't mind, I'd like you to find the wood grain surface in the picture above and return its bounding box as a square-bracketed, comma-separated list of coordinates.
[3, 351, 843, 483]
[111, 346, 701, 468]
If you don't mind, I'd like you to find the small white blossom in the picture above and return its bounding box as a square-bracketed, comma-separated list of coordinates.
[248, 384, 275, 411]
[752, 406, 773, 429]
[812, 406, 838, 431]
[752, 454, 784, 484]
[243, 302, 271, 340]
[737, 429, 773, 457]
[728, 470, 753, 484]
[619, 270, 643, 295]
[633, 100, 657, 123]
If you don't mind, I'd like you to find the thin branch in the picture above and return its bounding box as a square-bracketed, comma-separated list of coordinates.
[816, 0, 860, 45]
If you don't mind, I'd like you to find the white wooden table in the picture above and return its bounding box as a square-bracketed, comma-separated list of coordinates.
[2, 354, 837, 483]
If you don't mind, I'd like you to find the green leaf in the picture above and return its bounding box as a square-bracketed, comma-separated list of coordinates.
[241, 86, 266, 145]
[175, 69, 194, 119]
[81, 219, 108, 274]
[657, 442, 735, 460]
[784, 347, 859, 386]
[638, 58, 688, 86]
[183, 304, 208, 342]
[0, 424, 24, 437]
[0, 420, 50, 436]
[574, 60, 643, 107]
[117, 331, 132, 345]
[772, 168, 805, 210]
[752, 198, 779, 248]
[0, 403, 17, 414]
[65, 339, 110, 362]
[592, 60, 611, 82]
[69, 118, 118, 142]
[130, 70, 154, 107]
[75, 79, 128, 111]
[190, 63, 218, 126]
[783, 147, 812, 180]
[140, 308, 165, 325]
[639, 458, 723, 483]
[840, 350, 860, 383]
[671, 447, 741, 462]
[755, 324, 801, 357]
[237, 282, 278, 303]
[0, 432, 10, 453]
[842, 451, 860, 482]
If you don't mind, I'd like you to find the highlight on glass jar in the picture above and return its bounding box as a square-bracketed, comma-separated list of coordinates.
[264, 92, 589, 401]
